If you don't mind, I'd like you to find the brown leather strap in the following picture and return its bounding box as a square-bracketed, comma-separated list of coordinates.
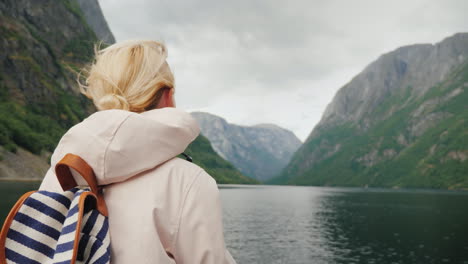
[55, 154, 108, 216]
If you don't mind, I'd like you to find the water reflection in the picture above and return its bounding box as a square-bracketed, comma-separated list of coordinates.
[220, 185, 468, 264]
[220, 186, 338, 264]
[320, 189, 468, 264]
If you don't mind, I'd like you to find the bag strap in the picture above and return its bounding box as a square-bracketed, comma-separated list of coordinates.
[55, 153, 108, 216]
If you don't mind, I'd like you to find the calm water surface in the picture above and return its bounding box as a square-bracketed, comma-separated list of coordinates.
[219, 185, 468, 264]
[1, 182, 468, 264]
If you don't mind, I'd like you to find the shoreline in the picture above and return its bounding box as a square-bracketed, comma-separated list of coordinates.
[1, 180, 466, 192]
[218, 184, 468, 193]
[0, 178, 42, 183]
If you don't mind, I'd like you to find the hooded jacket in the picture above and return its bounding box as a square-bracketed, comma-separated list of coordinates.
[39, 108, 236, 264]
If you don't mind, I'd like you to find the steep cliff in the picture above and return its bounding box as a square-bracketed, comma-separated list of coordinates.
[275, 33, 468, 189]
[0, 0, 98, 179]
[74, 0, 115, 44]
[192, 112, 302, 181]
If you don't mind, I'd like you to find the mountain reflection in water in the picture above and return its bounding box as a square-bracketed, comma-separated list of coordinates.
[219, 185, 468, 264]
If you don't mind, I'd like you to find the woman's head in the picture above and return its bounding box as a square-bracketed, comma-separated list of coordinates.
[79, 40, 175, 112]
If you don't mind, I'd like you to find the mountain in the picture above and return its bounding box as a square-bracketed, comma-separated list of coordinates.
[0, 0, 98, 180]
[74, 0, 115, 44]
[274, 33, 468, 189]
[0, 0, 252, 184]
[191, 112, 302, 181]
[184, 135, 258, 184]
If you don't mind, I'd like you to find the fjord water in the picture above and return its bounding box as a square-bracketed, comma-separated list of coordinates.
[1, 183, 468, 263]
[0, 181, 41, 224]
[220, 185, 468, 264]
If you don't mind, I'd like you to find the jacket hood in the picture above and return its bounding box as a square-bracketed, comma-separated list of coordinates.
[50, 108, 200, 185]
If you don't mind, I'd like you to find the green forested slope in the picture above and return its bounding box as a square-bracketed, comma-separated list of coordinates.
[0, 0, 95, 156]
[184, 135, 259, 184]
[274, 54, 468, 189]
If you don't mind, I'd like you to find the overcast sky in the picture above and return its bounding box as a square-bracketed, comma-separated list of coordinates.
[98, 0, 467, 141]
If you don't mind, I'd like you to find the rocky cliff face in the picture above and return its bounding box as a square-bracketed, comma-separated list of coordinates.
[0, 0, 99, 179]
[74, 0, 115, 44]
[318, 33, 468, 131]
[191, 112, 302, 181]
[276, 33, 468, 189]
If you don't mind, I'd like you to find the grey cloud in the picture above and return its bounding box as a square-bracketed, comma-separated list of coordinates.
[98, 0, 467, 139]
[100, 0, 357, 82]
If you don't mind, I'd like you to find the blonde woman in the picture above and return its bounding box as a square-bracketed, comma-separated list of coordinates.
[39, 40, 237, 264]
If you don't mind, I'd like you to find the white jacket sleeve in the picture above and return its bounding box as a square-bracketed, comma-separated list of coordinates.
[172, 170, 237, 264]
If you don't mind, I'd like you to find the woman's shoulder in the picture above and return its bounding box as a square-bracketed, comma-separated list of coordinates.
[162, 157, 205, 176]
[147, 157, 215, 187]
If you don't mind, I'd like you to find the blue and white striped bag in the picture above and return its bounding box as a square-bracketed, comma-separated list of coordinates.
[0, 154, 110, 264]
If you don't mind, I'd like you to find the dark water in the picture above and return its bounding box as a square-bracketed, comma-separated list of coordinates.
[0, 181, 41, 225]
[220, 185, 468, 264]
[1, 182, 468, 264]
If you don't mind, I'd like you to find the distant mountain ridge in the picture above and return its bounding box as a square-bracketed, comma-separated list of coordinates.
[191, 112, 302, 181]
[184, 135, 258, 184]
[274, 33, 468, 189]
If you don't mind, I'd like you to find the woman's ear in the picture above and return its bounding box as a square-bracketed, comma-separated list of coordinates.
[156, 89, 175, 108]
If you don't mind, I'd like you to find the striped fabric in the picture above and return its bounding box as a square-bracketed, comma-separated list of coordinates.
[2, 188, 110, 264]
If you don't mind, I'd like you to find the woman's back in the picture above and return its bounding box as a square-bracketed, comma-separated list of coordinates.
[39, 39, 237, 263]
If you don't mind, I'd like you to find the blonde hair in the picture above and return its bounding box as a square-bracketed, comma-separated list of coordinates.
[79, 40, 174, 112]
